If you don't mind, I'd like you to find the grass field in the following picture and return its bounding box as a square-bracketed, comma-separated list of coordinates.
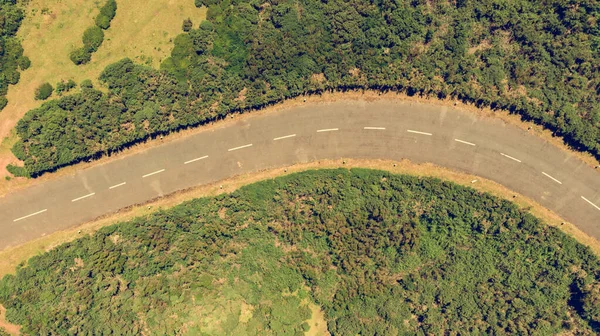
[0, 0, 206, 176]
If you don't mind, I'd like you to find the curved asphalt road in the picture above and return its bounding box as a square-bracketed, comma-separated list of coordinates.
[0, 100, 599, 250]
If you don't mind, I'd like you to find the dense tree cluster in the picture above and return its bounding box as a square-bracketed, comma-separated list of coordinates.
[11, 0, 600, 176]
[70, 0, 116, 65]
[0, 0, 28, 111]
[0, 169, 599, 334]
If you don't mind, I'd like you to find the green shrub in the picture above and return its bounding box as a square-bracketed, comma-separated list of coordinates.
[182, 18, 193, 32]
[82, 26, 104, 52]
[34, 82, 53, 100]
[95, 0, 117, 29]
[69, 48, 91, 65]
[80, 79, 93, 88]
[55, 79, 77, 95]
[100, 0, 117, 20]
[95, 14, 111, 29]
[0, 97, 7, 111]
[6, 164, 29, 178]
[18, 55, 31, 70]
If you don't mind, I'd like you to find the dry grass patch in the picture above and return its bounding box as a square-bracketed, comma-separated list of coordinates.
[0, 0, 206, 175]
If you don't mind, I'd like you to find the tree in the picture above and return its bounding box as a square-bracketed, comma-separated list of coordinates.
[182, 18, 193, 32]
[34, 82, 53, 100]
[70, 48, 91, 65]
[82, 26, 104, 52]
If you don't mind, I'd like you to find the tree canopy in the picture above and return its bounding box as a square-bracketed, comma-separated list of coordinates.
[1, 169, 599, 334]
[0, 0, 27, 111]
[70, 0, 116, 65]
[11, 0, 600, 176]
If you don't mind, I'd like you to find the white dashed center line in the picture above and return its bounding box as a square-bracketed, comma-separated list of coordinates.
[454, 139, 476, 146]
[109, 182, 127, 189]
[142, 169, 165, 178]
[184, 155, 209, 164]
[407, 130, 432, 136]
[72, 193, 95, 202]
[541, 172, 562, 185]
[317, 128, 339, 133]
[228, 144, 253, 151]
[273, 134, 296, 141]
[500, 153, 522, 163]
[581, 196, 600, 211]
[13, 209, 47, 222]
[363, 127, 386, 130]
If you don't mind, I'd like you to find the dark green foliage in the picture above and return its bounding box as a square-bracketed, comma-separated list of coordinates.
[182, 18, 193, 32]
[34, 82, 53, 100]
[95, 0, 117, 30]
[71, 0, 116, 65]
[13, 0, 600, 175]
[5, 164, 28, 178]
[82, 26, 104, 53]
[79, 79, 93, 88]
[1, 169, 599, 334]
[55, 79, 76, 96]
[69, 47, 91, 65]
[0, 1, 25, 111]
[17, 55, 30, 70]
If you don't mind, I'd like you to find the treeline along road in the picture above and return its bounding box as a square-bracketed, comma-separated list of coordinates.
[1, 101, 599, 251]
[8, 0, 600, 177]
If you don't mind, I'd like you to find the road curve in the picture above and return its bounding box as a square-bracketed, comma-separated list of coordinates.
[0, 100, 599, 250]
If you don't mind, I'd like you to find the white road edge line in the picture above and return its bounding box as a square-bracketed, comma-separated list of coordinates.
[13, 209, 48, 222]
[228, 144, 253, 151]
[455, 139, 476, 146]
[407, 129, 432, 136]
[541, 172, 562, 185]
[364, 127, 386, 130]
[72, 193, 95, 202]
[581, 196, 600, 211]
[500, 153, 522, 163]
[317, 128, 339, 133]
[109, 182, 127, 189]
[142, 169, 165, 178]
[273, 134, 296, 141]
[184, 155, 209, 164]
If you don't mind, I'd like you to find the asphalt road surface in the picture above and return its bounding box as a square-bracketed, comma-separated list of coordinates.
[1, 100, 599, 250]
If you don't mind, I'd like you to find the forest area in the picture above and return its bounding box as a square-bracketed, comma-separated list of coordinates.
[7, 0, 600, 177]
[0, 169, 599, 335]
[0, 0, 28, 111]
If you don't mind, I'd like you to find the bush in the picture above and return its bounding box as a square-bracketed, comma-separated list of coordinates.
[99, 0, 117, 20]
[95, 14, 111, 30]
[18, 56, 30, 70]
[69, 48, 91, 65]
[80, 79, 93, 88]
[55, 79, 77, 95]
[34, 82, 53, 100]
[82, 26, 104, 52]
[0, 97, 7, 111]
[6, 164, 29, 178]
[182, 18, 193, 32]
